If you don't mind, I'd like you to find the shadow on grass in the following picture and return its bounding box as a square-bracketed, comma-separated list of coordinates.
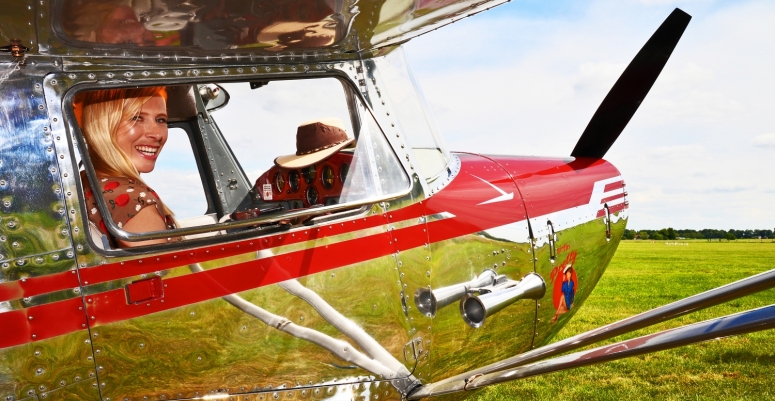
[709, 349, 775, 365]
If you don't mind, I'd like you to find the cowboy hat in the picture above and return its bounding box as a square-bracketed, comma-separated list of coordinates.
[274, 118, 354, 169]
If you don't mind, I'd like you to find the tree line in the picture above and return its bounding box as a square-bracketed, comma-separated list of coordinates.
[622, 228, 774, 241]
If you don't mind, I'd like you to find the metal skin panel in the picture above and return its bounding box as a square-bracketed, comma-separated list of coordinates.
[0, 330, 96, 401]
[422, 153, 535, 382]
[38, 378, 101, 401]
[73, 182, 430, 401]
[489, 156, 628, 347]
[20, 0, 508, 63]
[138, 379, 402, 401]
[0, 76, 73, 267]
[0, 74, 91, 401]
[0, 1, 37, 55]
[382, 174, 432, 380]
[531, 217, 625, 347]
[88, 224, 417, 401]
[74, 207, 422, 397]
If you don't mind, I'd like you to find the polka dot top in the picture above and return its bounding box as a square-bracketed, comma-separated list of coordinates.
[82, 174, 174, 243]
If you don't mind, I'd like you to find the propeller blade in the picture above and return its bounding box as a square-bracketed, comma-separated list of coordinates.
[571, 8, 691, 159]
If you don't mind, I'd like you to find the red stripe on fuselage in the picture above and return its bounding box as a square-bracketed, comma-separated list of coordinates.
[88, 209, 519, 327]
[88, 229, 397, 326]
[79, 210, 402, 287]
[604, 180, 625, 192]
[0, 270, 81, 304]
[1, 153, 623, 348]
[600, 192, 626, 205]
[597, 202, 628, 218]
[0, 207, 425, 304]
[487, 156, 622, 219]
[0, 297, 87, 349]
[87, 155, 522, 326]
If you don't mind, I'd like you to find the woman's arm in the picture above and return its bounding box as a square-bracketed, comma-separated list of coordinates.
[118, 206, 170, 247]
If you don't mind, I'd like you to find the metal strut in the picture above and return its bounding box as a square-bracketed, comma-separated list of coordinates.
[407, 267, 775, 399]
[463, 304, 775, 391]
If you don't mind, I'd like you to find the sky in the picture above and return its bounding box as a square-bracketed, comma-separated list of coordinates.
[403, 0, 775, 230]
[146, 0, 775, 229]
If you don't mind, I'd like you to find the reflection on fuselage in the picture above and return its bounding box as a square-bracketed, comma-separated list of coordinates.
[59, 0, 342, 50]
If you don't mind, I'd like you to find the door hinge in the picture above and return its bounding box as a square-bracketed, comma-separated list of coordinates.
[403, 336, 424, 362]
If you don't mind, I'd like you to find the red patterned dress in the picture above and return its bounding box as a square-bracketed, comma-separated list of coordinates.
[82, 174, 175, 245]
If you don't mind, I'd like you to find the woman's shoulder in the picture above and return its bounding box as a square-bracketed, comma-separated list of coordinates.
[95, 176, 159, 194]
[96, 175, 139, 189]
[93, 175, 162, 206]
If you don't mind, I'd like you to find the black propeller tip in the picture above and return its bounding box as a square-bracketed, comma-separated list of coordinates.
[571, 8, 692, 159]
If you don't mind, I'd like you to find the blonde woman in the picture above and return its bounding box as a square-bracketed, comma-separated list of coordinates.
[75, 87, 176, 247]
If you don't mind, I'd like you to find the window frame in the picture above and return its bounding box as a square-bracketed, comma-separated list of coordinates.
[65, 72, 413, 255]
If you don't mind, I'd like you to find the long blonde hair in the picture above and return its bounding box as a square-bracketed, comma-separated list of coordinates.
[75, 87, 173, 216]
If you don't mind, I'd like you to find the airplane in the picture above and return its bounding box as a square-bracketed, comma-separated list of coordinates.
[1, 1, 774, 401]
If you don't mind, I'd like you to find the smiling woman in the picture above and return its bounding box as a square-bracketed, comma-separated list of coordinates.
[75, 87, 176, 248]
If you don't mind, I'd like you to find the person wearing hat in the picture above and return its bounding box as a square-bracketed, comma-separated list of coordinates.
[274, 118, 354, 169]
[560, 264, 576, 310]
[552, 264, 576, 323]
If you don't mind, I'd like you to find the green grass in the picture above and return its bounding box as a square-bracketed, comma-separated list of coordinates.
[470, 240, 775, 401]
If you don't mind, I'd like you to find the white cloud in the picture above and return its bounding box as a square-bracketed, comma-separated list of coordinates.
[753, 133, 775, 148]
[572, 61, 627, 96]
[694, 185, 754, 194]
[649, 144, 705, 158]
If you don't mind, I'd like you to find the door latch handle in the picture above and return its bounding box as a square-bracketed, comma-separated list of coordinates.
[125, 276, 164, 304]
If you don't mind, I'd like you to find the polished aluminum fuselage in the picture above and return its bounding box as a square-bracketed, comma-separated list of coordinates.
[0, 1, 628, 400]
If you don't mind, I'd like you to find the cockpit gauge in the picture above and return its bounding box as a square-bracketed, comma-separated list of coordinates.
[254, 152, 353, 208]
[303, 165, 316, 184]
[305, 186, 319, 205]
[339, 163, 349, 183]
[322, 165, 334, 189]
[288, 170, 300, 193]
[274, 172, 285, 193]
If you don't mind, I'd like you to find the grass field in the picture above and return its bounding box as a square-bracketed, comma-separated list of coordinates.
[471, 240, 775, 401]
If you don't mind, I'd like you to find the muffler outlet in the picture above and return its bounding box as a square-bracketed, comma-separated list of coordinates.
[415, 269, 498, 317]
[460, 273, 546, 328]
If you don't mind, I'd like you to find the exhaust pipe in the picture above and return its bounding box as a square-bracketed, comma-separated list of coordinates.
[415, 269, 498, 317]
[460, 273, 546, 328]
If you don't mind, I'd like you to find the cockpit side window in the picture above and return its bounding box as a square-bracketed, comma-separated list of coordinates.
[369, 47, 450, 182]
[71, 77, 410, 252]
[211, 78, 410, 215]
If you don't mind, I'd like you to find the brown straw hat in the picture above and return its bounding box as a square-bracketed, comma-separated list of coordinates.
[274, 118, 354, 169]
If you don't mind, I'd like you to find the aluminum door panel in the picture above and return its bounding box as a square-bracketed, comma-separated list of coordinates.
[86, 206, 416, 401]
[421, 153, 535, 381]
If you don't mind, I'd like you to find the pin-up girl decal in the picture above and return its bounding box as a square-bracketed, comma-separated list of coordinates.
[551, 264, 578, 324]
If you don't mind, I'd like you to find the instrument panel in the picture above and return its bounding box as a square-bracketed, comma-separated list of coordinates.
[254, 152, 353, 208]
